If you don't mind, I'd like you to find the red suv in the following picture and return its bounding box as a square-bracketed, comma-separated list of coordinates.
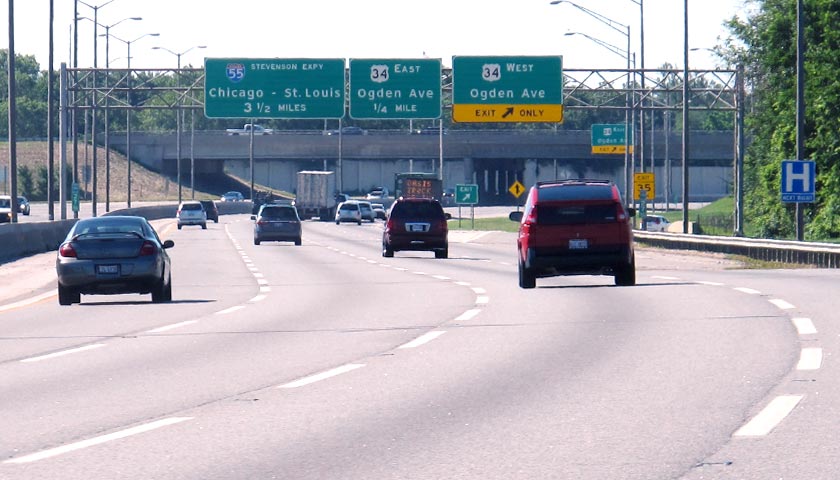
[383, 198, 450, 258]
[509, 179, 636, 288]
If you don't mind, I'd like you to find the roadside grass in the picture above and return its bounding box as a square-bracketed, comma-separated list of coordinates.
[448, 216, 519, 233]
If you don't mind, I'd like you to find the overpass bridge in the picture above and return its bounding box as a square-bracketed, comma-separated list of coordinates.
[108, 129, 736, 205]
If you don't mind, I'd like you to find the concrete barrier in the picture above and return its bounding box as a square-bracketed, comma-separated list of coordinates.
[0, 202, 253, 263]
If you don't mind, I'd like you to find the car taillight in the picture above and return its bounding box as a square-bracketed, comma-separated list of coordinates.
[617, 205, 628, 222]
[139, 241, 157, 256]
[59, 242, 77, 258]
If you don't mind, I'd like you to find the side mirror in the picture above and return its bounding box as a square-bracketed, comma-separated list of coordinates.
[627, 207, 636, 217]
[250, 215, 257, 221]
[444, 212, 452, 220]
[509, 211, 523, 222]
[162, 240, 175, 249]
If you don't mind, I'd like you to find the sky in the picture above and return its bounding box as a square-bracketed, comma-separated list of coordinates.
[0, 0, 753, 72]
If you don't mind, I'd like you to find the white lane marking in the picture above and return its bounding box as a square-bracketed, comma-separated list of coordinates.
[652, 275, 680, 280]
[257, 279, 268, 285]
[769, 299, 795, 310]
[0, 290, 57, 313]
[146, 320, 198, 333]
[259, 286, 271, 293]
[252, 272, 264, 278]
[367, 260, 377, 264]
[249, 294, 267, 303]
[454, 281, 471, 286]
[476, 296, 489, 305]
[471, 287, 486, 294]
[3, 417, 193, 464]
[734, 287, 762, 295]
[734, 395, 803, 437]
[791, 317, 817, 335]
[216, 306, 245, 315]
[697, 281, 725, 286]
[394, 267, 408, 272]
[797, 348, 823, 371]
[412, 271, 427, 275]
[20, 344, 106, 363]
[454, 309, 481, 322]
[279, 364, 366, 389]
[433, 275, 451, 280]
[398, 331, 446, 349]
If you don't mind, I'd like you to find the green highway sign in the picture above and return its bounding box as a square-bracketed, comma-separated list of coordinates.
[204, 58, 346, 119]
[349, 58, 441, 119]
[452, 55, 563, 123]
[591, 123, 633, 154]
[455, 184, 479, 205]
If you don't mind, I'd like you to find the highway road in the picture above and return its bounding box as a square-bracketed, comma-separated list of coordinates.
[1, 213, 838, 479]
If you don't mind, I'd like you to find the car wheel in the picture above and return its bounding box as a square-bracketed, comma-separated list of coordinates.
[214, 219, 219, 223]
[151, 275, 167, 303]
[614, 255, 636, 286]
[58, 283, 77, 305]
[177, 224, 182, 230]
[357, 220, 362, 225]
[435, 247, 448, 259]
[518, 260, 536, 289]
[382, 243, 394, 258]
[201, 223, 207, 230]
[254, 238, 261, 246]
[336, 220, 340, 225]
[163, 275, 173, 302]
[295, 237, 302, 246]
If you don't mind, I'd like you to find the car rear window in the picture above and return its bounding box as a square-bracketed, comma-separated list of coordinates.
[536, 204, 618, 225]
[538, 184, 615, 201]
[261, 207, 297, 220]
[340, 203, 359, 211]
[181, 203, 202, 211]
[391, 201, 443, 218]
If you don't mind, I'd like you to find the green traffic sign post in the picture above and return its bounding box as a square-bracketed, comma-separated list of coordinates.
[452, 55, 563, 123]
[349, 59, 441, 119]
[455, 184, 479, 229]
[204, 58, 346, 119]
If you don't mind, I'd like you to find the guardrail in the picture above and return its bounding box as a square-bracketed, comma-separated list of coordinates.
[634, 231, 840, 268]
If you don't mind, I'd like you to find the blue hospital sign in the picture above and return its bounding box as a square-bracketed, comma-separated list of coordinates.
[781, 160, 816, 203]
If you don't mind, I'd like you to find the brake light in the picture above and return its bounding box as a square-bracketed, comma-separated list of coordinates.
[139, 240, 157, 256]
[617, 205, 628, 222]
[59, 242, 77, 258]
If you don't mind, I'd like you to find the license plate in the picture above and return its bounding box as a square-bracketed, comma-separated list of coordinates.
[97, 264, 119, 274]
[408, 223, 428, 232]
[569, 239, 589, 250]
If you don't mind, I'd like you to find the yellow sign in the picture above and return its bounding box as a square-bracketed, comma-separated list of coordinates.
[509, 180, 527, 198]
[452, 104, 563, 123]
[634, 172, 655, 201]
[591, 145, 635, 154]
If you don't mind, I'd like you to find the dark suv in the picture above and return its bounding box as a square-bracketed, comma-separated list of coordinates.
[509, 179, 636, 288]
[199, 200, 219, 223]
[383, 198, 449, 258]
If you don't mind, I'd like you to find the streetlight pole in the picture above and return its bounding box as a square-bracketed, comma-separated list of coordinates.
[77, 0, 118, 217]
[108, 32, 159, 208]
[152, 45, 207, 204]
[98, 16, 141, 212]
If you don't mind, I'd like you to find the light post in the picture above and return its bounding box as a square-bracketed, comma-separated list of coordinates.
[97, 16, 141, 212]
[108, 32, 159, 208]
[152, 45, 207, 203]
[76, 0, 119, 217]
[553, 0, 634, 205]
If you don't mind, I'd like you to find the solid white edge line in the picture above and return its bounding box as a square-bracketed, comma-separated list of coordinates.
[216, 305, 245, 315]
[652, 275, 680, 280]
[797, 348, 823, 371]
[791, 317, 817, 335]
[21, 344, 106, 363]
[696, 281, 725, 286]
[0, 289, 57, 313]
[734, 395, 803, 437]
[398, 331, 447, 349]
[769, 298, 796, 310]
[4, 417, 194, 464]
[146, 320, 198, 334]
[454, 309, 481, 322]
[279, 364, 365, 389]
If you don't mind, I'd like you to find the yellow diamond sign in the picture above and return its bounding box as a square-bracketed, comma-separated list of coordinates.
[509, 180, 526, 198]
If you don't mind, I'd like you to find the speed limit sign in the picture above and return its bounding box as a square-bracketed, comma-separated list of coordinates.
[634, 172, 655, 201]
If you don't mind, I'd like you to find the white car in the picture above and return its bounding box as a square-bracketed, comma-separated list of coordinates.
[335, 201, 362, 225]
[0, 195, 12, 223]
[177, 201, 207, 230]
[365, 187, 389, 200]
[357, 201, 376, 222]
[641, 215, 671, 232]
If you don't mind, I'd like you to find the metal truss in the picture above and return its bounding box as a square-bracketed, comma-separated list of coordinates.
[65, 67, 739, 113]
